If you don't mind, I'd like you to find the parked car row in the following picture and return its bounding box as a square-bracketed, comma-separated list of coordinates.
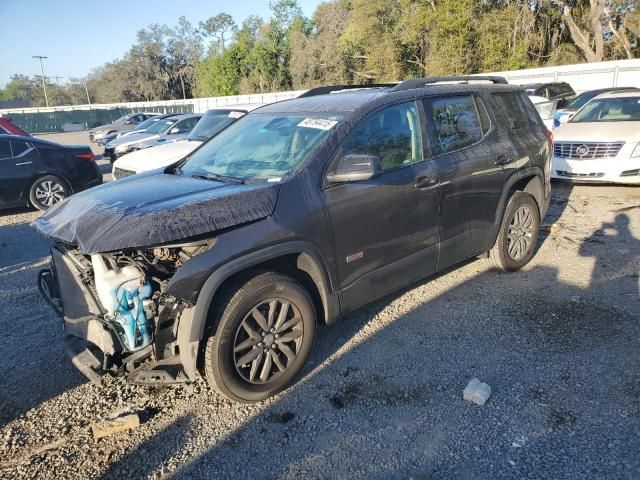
[112, 105, 262, 179]
[1, 78, 637, 214]
[88, 112, 159, 143]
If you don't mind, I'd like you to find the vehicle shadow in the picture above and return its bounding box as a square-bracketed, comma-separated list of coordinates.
[96, 211, 639, 480]
[97, 413, 194, 479]
[0, 219, 84, 427]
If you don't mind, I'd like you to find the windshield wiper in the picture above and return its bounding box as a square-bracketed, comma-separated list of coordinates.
[192, 173, 245, 184]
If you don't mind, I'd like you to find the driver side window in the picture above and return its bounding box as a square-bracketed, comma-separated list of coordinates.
[342, 102, 423, 171]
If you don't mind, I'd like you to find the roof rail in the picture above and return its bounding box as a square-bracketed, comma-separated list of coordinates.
[298, 84, 397, 98]
[390, 76, 508, 92]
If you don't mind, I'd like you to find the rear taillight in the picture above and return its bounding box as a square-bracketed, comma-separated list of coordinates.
[74, 152, 95, 161]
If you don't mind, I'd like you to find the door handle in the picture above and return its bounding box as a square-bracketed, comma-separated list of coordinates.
[414, 175, 438, 189]
[15, 161, 33, 166]
[495, 155, 511, 166]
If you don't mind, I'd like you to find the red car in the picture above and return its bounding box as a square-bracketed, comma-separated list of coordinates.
[0, 117, 31, 137]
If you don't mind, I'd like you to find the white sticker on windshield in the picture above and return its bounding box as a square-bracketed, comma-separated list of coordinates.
[228, 111, 245, 118]
[297, 118, 338, 130]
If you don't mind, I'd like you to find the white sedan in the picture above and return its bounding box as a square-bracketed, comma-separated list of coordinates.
[552, 91, 640, 184]
[111, 105, 262, 180]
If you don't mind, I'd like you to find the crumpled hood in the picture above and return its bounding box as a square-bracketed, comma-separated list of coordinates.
[33, 173, 280, 254]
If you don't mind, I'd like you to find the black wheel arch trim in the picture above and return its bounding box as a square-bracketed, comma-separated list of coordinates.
[185, 241, 339, 344]
[489, 167, 547, 246]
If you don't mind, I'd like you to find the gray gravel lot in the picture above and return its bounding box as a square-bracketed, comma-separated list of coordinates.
[0, 132, 639, 479]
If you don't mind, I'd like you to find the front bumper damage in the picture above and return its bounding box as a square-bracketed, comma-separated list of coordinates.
[38, 244, 199, 388]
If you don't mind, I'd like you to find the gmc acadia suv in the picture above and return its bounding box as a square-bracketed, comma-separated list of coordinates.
[36, 76, 551, 402]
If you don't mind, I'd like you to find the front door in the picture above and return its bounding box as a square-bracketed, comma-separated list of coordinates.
[323, 101, 440, 312]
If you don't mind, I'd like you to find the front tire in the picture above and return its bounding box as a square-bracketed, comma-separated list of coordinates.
[203, 271, 316, 403]
[488, 192, 540, 271]
[29, 175, 69, 210]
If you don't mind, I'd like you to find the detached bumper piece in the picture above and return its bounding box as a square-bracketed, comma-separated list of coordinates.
[64, 335, 104, 386]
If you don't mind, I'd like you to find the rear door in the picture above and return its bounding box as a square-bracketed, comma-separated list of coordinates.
[0, 139, 37, 207]
[492, 91, 551, 197]
[422, 94, 500, 269]
[324, 101, 440, 311]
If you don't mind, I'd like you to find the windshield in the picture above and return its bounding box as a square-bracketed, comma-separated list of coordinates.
[570, 97, 640, 123]
[134, 117, 159, 131]
[114, 115, 130, 124]
[187, 111, 243, 141]
[144, 118, 177, 134]
[179, 113, 342, 182]
[566, 91, 599, 110]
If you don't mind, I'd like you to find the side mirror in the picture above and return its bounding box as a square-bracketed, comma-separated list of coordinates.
[327, 154, 382, 183]
[169, 127, 180, 134]
[559, 113, 573, 124]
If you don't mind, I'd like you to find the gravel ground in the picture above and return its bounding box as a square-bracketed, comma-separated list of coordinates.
[0, 132, 639, 479]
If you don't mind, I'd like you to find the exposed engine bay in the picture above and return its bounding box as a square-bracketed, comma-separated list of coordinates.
[39, 240, 214, 387]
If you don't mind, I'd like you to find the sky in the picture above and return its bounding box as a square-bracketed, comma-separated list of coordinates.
[0, 0, 322, 87]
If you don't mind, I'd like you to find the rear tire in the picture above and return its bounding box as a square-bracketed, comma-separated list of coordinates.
[203, 271, 316, 403]
[28, 175, 69, 210]
[488, 192, 540, 272]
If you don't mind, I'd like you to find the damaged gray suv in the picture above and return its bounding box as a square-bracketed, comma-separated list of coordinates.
[36, 77, 551, 402]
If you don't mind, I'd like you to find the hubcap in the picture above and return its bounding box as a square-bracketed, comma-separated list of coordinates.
[35, 180, 65, 207]
[233, 299, 303, 384]
[507, 205, 535, 261]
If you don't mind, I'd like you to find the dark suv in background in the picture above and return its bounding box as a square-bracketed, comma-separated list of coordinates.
[36, 76, 551, 402]
[523, 81, 576, 108]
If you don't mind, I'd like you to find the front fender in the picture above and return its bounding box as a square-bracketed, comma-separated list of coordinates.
[168, 239, 336, 343]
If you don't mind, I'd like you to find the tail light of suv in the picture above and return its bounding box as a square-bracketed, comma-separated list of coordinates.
[74, 152, 96, 162]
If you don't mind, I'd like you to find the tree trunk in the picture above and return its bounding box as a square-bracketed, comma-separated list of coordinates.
[558, 0, 605, 63]
[179, 74, 186, 100]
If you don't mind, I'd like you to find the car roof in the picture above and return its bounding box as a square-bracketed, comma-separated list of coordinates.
[206, 104, 264, 113]
[0, 133, 60, 146]
[593, 90, 640, 100]
[521, 82, 569, 88]
[257, 82, 522, 115]
[164, 113, 201, 120]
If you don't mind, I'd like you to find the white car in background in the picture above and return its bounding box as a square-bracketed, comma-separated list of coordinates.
[529, 95, 557, 131]
[111, 105, 262, 180]
[552, 91, 640, 184]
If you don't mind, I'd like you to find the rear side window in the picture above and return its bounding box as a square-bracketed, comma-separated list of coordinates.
[0, 126, 8, 134]
[342, 101, 423, 171]
[492, 92, 531, 130]
[423, 95, 484, 154]
[174, 117, 198, 133]
[0, 140, 11, 159]
[11, 140, 30, 157]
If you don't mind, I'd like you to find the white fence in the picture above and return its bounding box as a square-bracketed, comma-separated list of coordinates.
[0, 91, 306, 116]
[1, 59, 639, 117]
[481, 59, 640, 93]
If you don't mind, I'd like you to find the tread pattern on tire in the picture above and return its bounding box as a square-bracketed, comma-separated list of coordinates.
[488, 191, 540, 272]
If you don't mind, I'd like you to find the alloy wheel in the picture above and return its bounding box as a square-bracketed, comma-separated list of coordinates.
[507, 205, 535, 261]
[233, 299, 304, 384]
[34, 180, 66, 207]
